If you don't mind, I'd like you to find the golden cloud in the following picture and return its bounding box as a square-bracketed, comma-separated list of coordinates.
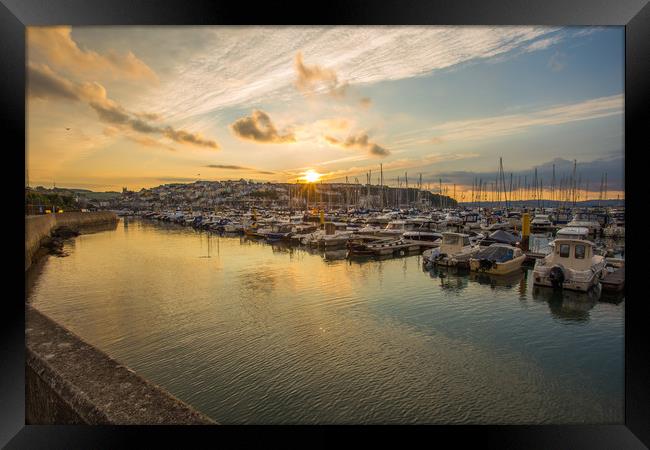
[230, 110, 295, 144]
[27, 26, 158, 83]
[28, 63, 218, 149]
[325, 132, 390, 157]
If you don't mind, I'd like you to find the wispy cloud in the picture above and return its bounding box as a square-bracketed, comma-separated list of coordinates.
[412, 94, 623, 143]
[548, 51, 566, 72]
[524, 34, 564, 52]
[205, 164, 275, 175]
[146, 26, 563, 121]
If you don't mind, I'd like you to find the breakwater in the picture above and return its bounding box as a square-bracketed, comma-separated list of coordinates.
[26, 306, 216, 424]
[25, 211, 118, 271]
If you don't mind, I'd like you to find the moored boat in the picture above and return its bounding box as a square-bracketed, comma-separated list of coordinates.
[422, 232, 480, 268]
[532, 238, 606, 292]
[469, 243, 526, 275]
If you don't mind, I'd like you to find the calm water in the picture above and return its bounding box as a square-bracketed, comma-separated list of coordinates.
[28, 218, 625, 424]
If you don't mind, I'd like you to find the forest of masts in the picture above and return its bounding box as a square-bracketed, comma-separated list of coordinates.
[285, 159, 614, 211]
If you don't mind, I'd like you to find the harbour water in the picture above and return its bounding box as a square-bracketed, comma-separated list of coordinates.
[27, 218, 624, 424]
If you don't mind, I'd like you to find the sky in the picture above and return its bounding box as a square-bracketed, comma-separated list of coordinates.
[26, 26, 624, 199]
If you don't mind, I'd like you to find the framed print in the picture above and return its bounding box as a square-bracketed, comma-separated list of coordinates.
[3, 0, 649, 447]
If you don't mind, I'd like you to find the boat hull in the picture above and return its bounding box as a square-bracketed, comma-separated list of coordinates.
[532, 265, 605, 292]
[469, 254, 526, 275]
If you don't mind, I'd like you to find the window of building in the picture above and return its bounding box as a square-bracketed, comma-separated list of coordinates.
[559, 244, 570, 257]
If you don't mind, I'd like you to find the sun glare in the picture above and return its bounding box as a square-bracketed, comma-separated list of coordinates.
[303, 170, 321, 183]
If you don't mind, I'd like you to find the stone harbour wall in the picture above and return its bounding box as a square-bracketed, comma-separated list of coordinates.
[25, 211, 117, 271]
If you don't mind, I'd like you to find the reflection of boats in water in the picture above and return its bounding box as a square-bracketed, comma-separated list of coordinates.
[532, 284, 600, 322]
[323, 249, 348, 261]
[425, 265, 470, 291]
[598, 289, 625, 305]
[468, 269, 524, 288]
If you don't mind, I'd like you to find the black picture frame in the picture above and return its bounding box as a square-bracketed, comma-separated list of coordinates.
[3, 0, 648, 447]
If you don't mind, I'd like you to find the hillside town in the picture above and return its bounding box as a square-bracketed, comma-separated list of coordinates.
[26, 179, 457, 214]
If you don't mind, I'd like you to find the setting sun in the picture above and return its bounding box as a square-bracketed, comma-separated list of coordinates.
[303, 170, 321, 183]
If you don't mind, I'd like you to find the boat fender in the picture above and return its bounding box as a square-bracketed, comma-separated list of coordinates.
[549, 265, 566, 290]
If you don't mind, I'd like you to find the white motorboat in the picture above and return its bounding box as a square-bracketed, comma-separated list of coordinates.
[567, 213, 601, 235]
[532, 238, 606, 292]
[422, 232, 480, 268]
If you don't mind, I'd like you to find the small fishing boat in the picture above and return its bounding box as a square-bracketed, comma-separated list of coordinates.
[422, 232, 480, 268]
[532, 238, 606, 292]
[264, 223, 294, 242]
[348, 237, 421, 256]
[469, 243, 526, 275]
[402, 220, 442, 244]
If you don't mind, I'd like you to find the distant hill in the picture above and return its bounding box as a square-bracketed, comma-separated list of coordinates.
[459, 199, 624, 208]
[30, 187, 121, 200]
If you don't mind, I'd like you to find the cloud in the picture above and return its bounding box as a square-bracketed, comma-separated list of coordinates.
[294, 51, 342, 96]
[146, 27, 564, 121]
[524, 34, 563, 52]
[27, 63, 80, 101]
[125, 134, 177, 152]
[162, 127, 218, 148]
[27, 63, 218, 150]
[293, 51, 374, 107]
[27, 26, 158, 83]
[205, 164, 275, 175]
[325, 132, 390, 157]
[422, 94, 623, 143]
[230, 110, 296, 144]
[548, 51, 566, 72]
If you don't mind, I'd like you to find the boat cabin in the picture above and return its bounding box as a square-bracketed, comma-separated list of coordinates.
[440, 232, 472, 254]
[555, 226, 590, 240]
[531, 214, 553, 225]
[547, 238, 598, 271]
